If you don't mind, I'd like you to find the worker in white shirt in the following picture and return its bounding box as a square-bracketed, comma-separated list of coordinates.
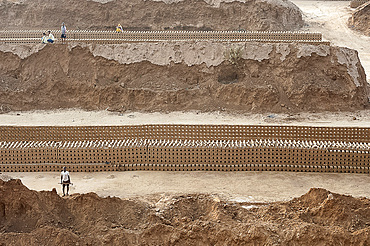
[61, 166, 71, 196]
[41, 33, 48, 44]
[47, 30, 55, 43]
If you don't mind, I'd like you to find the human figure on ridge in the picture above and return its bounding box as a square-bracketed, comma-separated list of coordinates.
[61, 22, 67, 44]
[61, 166, 71, 197]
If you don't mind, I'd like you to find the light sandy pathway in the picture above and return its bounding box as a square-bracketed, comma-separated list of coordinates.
[0, 109, 369, 126]
[292, 0, 370, 82]
[1, 171, 369, 202]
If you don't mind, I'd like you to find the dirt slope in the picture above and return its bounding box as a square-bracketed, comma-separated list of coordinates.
[0, 179, 369, 245]
[291, 0, 370, 84]
[349, 2, 370, 36]
[0, 43, 368, 113]
[0, 0, 303, 31]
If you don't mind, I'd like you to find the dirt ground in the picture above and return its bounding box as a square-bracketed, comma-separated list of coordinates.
[0, 0, 303, 31]
[0, 42, 368, 113]
[1, 1, 370, 244]
[291, 0, 370, 83]
[0, 179, 369, 245]
[1, 1, 369, 114]
[1, 171, 370, 202]
[1, 109, 370, 127]
[349, 2, 370, 36]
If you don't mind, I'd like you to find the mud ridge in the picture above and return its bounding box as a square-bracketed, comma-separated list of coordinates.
[0, 179, 369, 245]
[0, 43, 368, 113]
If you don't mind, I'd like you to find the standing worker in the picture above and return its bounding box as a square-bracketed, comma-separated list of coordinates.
[61, 22, 67, 44]
[61, 166, 71, 197]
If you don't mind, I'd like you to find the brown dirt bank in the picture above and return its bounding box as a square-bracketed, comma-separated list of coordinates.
[0, 179, 369, 245]
[349, 2, 370, 36]
[0, 43, 368, 113]
[0, 0, 303, 31]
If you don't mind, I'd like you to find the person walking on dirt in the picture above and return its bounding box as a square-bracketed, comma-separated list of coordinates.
[61, 166, 71, 196]
[47, 30, 55, 43]
[61, 22, 67, 44]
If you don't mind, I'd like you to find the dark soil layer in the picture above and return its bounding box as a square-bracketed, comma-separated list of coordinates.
[0, 0, 303, 31]
[0, 179, 369, 245]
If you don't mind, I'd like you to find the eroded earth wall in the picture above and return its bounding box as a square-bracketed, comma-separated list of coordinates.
[0, 180, 369, 245]
[349, 2, 370, 36]
[0, 0, 303, 31]
[0, 42, 368, 113]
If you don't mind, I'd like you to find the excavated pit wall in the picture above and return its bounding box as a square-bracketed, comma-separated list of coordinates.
[349, 2, 370, 36]
[0, 42, 368, 113]
[1, 180, 369, 245]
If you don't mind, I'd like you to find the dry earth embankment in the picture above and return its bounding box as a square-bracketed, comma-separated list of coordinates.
[0, 42, 368, 113]
[0, 179, 369, 245]
[0, 0, 303, 31]
[349, 2, 370, 36]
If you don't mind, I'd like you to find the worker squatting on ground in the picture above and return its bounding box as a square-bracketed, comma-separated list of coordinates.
[61, 166, 71, 196]
[41, 31, 55, 44]
[41, 33, 48, 44]
[116, 24, 123, 32]
[47, 30, 55, 43]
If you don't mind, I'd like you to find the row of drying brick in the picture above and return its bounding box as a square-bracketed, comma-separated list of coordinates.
[1, 125, 369, 142]
[0, 30, 323, 41]
[0, 39, 330, 45]
[1, 145, 368, 172]
[0, 163, 367, 174]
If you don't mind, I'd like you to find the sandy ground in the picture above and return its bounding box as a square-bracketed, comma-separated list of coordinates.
[292, 0, 370, 82]
[0, 109, 369, 126]
[1, 171, 370, 203]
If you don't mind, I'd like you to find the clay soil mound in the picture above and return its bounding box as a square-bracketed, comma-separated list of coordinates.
[0, 179, 369, 245]
[0, 0, 303, 31]
[0, 43, 368, 113]
[349, 2, 370, 36]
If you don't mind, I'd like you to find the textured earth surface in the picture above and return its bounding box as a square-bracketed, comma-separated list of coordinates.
[0, 179, 369, 245]
[0, 0, 303, 31]
[0, 42, 368, 113]
[0, 1, 369, 245]
[349, 2, 370, 36]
